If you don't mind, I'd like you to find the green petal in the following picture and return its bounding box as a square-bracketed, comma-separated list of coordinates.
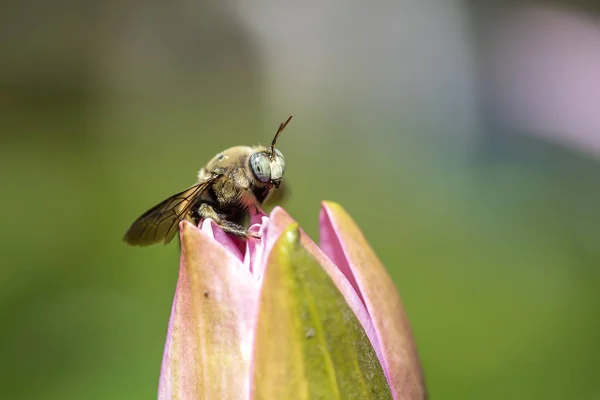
[251, 224, 392, 400]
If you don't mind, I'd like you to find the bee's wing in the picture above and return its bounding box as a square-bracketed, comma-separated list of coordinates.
[123, 178, 215, 246]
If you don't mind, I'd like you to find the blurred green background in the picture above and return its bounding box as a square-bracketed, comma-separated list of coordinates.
[2, 1, 600, 399]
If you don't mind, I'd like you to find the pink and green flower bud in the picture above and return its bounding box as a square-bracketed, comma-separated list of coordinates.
[158, 203, 426, 400]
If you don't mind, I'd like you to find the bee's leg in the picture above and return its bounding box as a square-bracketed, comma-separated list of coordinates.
[185, 209, 201, 226]
[197, 203, 259, 238]
[221, 219, 261, 239]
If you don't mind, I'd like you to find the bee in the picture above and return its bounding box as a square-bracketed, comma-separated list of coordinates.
[123, 116, 292, 246]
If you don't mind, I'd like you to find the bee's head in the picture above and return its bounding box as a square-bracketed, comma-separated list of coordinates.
[250, 149, 285, 188]
[249, 116, 292, 188]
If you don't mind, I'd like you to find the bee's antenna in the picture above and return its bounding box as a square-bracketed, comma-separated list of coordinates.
[270, 115, 292, 160]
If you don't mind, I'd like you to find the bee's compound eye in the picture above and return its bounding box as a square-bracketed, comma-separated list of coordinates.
[271, 148, 285, 179]
[250, 152, 271, 183]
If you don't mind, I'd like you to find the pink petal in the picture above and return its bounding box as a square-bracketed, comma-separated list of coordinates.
[158, 221, 259, 400]
[200, 211, 267, 279]
[201, 218, 244, 263]
[319, 201, 426, 400]
[244, 215, 269, 279]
